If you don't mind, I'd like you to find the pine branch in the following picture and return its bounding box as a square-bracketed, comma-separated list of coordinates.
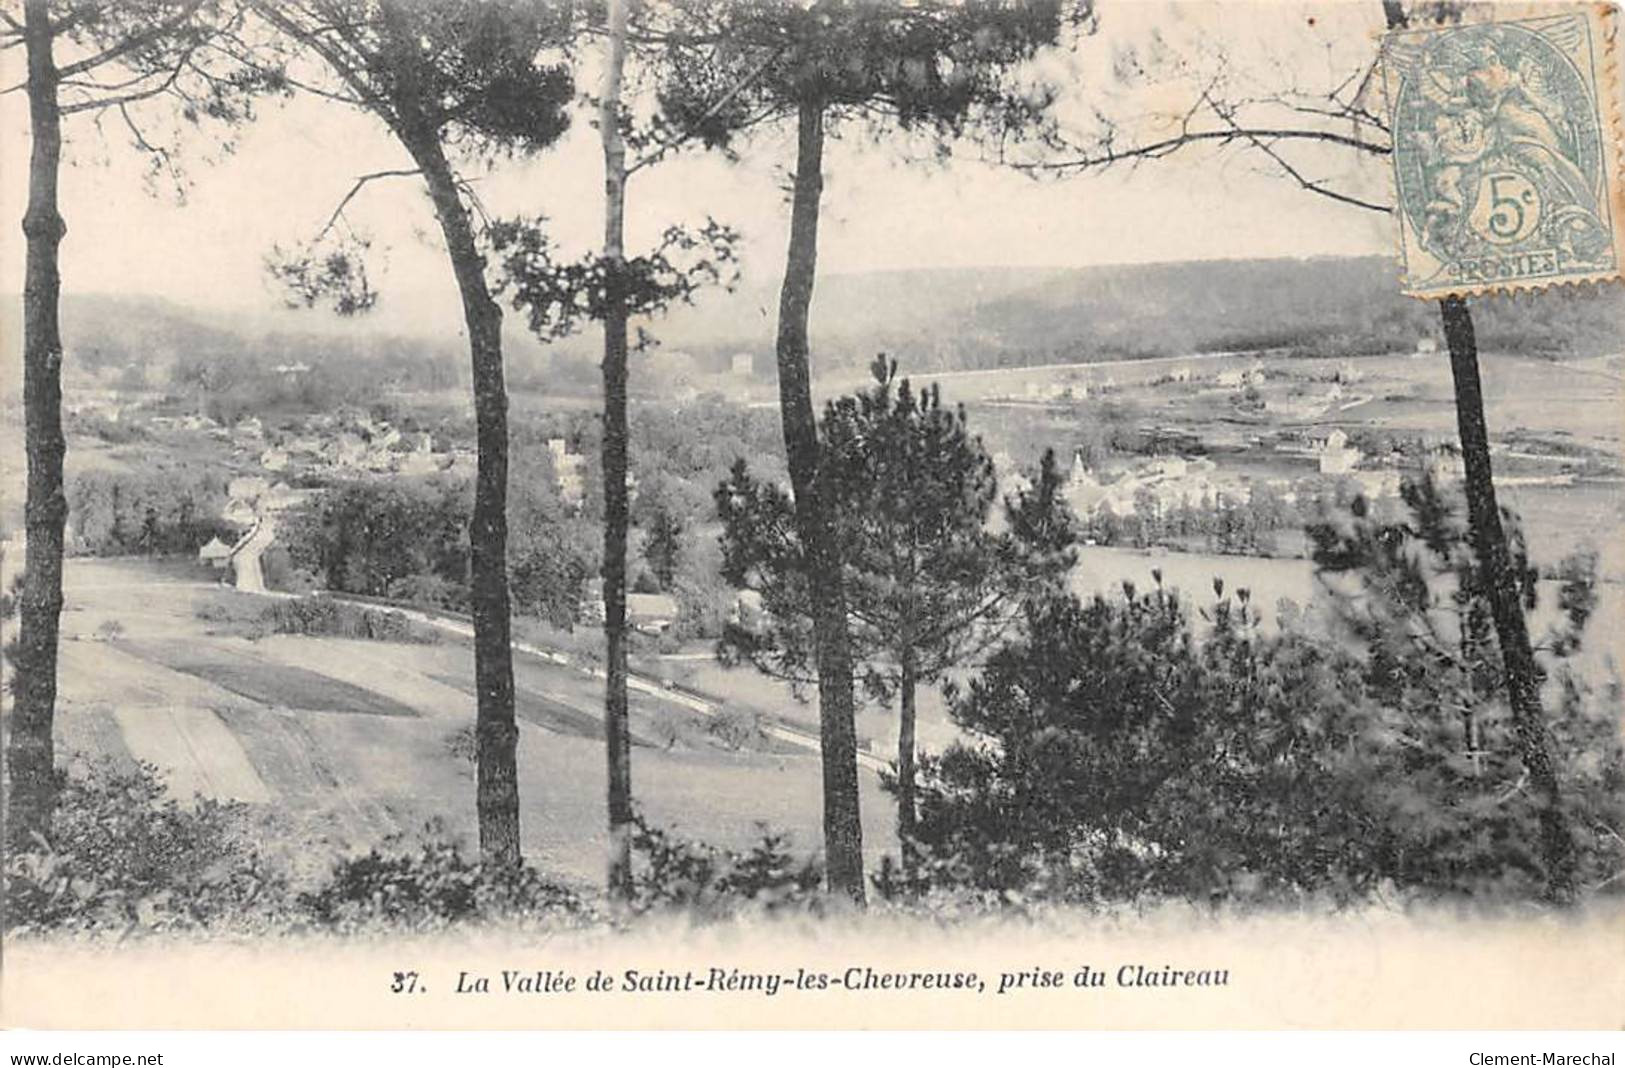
[624, 43, 786, 178]
[54, 0, 205, 81]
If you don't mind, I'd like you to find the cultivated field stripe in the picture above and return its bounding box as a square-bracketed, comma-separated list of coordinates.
[111, 705, 271, 804]
[214, 706, 398, 847]
[54, 703, 137, 771]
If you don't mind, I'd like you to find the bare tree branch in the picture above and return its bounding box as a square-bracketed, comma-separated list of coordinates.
[203, 35, 365, 107]
[252, 1, 390, 121]
[1020, 123, 1389, 175]
[315, 167, 422, 241]
[1204, 93, 1391, 213]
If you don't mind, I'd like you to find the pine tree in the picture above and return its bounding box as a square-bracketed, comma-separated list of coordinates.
[718, 359, 1077, 878]
[4, 0, 269, 845]
[660, 0, 1077, 902]
[256, 0, 577, 866]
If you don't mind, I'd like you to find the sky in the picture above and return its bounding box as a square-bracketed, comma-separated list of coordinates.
[0, 1, 1400, 340]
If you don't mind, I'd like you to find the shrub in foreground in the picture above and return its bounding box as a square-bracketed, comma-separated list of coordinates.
[627, 816, 824, 918]
[298, 830, 587, 931]
[3, 759, 285, 935]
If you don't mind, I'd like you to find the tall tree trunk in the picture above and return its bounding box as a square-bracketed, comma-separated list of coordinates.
[598, 0, 634, 901]
[7, 0, 67, 847]
[1439, 297, 1575, 902]
[406, 132, 522, 868]
[1380, 0, 1574, 905]
[896, 644, 919, 880]
[776, 98, 866, 904]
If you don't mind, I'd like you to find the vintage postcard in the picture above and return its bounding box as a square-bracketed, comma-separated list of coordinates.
[1, 0, 1622, 1038]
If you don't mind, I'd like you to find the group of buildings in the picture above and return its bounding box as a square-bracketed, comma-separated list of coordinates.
[245, 409, 467, 480]
[1024, 425, 1480, 531]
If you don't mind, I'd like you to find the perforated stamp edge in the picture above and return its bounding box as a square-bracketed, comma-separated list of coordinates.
[1377, 2, 1625, 301]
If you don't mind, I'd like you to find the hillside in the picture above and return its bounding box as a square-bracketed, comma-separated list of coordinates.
[8, 257, 1621, 398]
[579, 255, 1625, 372]
[45, 558, 897, 885]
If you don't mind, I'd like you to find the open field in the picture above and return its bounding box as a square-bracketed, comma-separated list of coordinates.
[47, 558, 899, 887]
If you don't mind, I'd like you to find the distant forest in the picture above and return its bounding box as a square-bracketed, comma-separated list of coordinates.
[18, 255, 1622, 406]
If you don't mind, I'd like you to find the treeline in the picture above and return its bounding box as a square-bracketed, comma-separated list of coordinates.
[1084, 488, 1292, 556]
[171, 332, 462, 425]
[277, 470, 601, 630]
[957, 257, 1625, 367]
[31, 294, 466, 413]
[50, 256, 1623, 413]
[65, 470, 235, 557]
[1079, 480, 1367, 557]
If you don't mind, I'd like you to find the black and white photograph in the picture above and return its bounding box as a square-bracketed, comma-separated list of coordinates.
[1, 0, 1623, 1040]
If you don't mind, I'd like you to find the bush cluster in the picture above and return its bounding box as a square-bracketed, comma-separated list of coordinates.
[258, 597, 436, 643]
[3, 760, 285, 935]
[298, 834, 586, 932]
[4, 765, 586, 937]
[903, 479, 1625, 907]
[627, 816, 824, 918]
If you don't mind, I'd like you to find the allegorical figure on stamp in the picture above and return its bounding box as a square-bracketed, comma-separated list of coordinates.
[1387, 12, 1618, 292]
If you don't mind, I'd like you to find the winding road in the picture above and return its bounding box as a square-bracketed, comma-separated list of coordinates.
[230, 515, 276, 594]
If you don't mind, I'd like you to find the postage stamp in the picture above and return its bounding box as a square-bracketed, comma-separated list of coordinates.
[1382, 4, 1625, 298]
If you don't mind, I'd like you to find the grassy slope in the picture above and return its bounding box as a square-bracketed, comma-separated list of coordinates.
[51, 559, 898, 888]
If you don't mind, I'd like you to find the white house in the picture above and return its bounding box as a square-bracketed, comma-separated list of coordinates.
[1318, 429, 1362, 475]
[397, 434, 440, 476]
[581, 584, 679, 635]
[262, 482, 304, 512]
[627, 593, 680, 635]
[198, 537, 234, 569]
[548, 439, 587, 504]
[227, 476, 269, 503]
[730, 589, 768, 633]
[1156, 456, 1190, 479]
[1355, 470, 1402, 499]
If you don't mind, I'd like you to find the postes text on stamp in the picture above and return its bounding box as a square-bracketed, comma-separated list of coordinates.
[1383, 5, 1624, 298]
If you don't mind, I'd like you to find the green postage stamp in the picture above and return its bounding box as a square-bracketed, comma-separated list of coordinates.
[1383, 4, 1625, 297]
